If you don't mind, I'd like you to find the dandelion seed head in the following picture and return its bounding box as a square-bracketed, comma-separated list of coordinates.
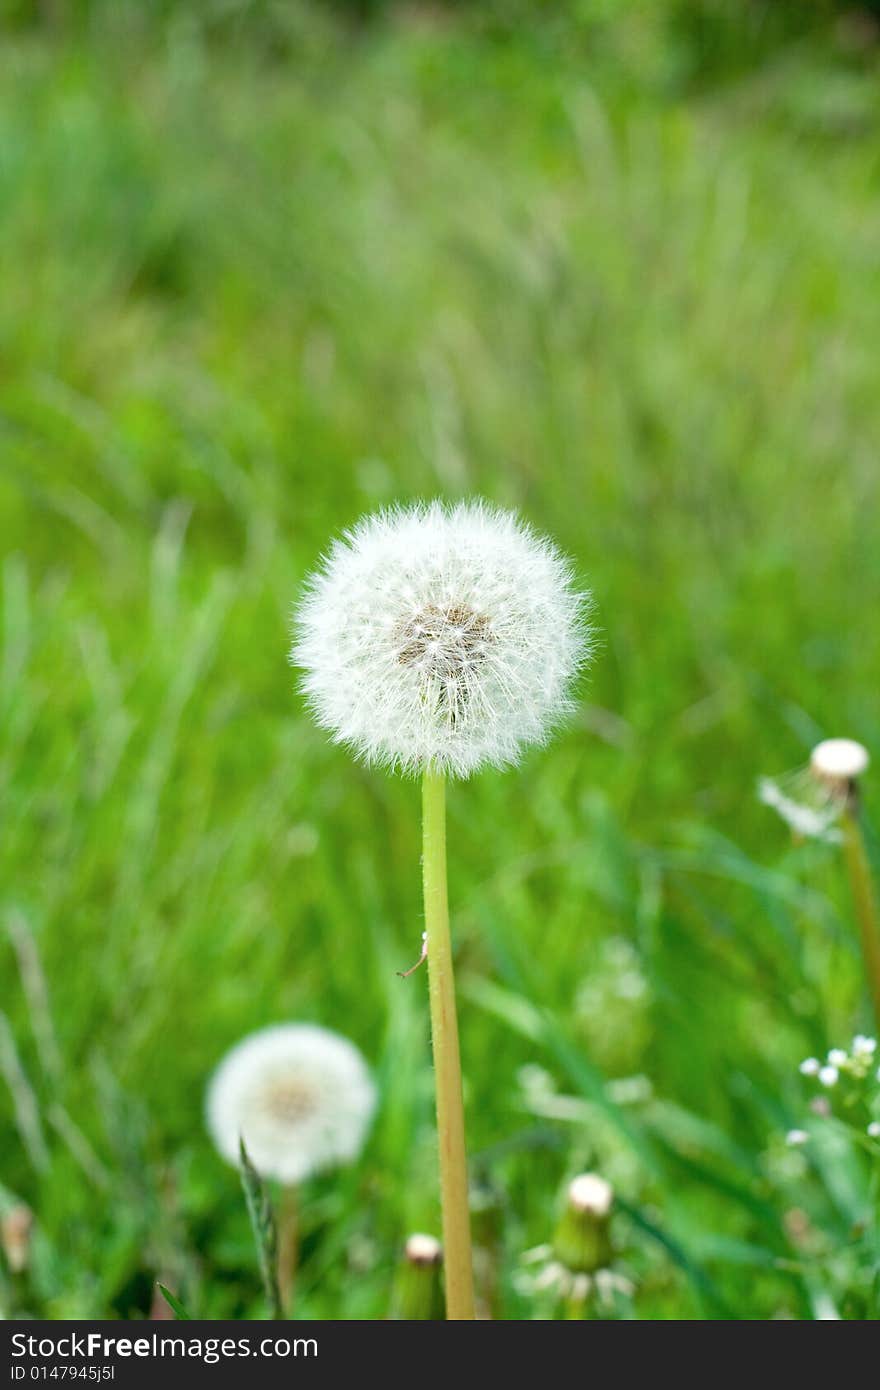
[205, 1024, 376, 1185]
[810, 738, 869, 784]
[292, 500, 592, 778]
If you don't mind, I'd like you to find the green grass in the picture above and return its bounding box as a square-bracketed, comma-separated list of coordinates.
[1, 6, 880, 1319]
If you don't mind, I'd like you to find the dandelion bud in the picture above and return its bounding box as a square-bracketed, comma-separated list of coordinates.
[553, 1174, 614, 1275]
[1, 1204, 33, 1274]
[389, 1234, 445, 1320]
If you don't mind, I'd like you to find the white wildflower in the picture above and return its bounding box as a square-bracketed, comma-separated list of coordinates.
[799, 1057, 820, 1076]
[785, 1129, 809, 1147]
[292, 500, 591, 778]
[868, 1121, 880, 1140]
[206, 1024, 376, 1184]
[827, 1048, 848, 1067]
[818, 1065, 839, 1088]
[852, 1035, 876, 1057]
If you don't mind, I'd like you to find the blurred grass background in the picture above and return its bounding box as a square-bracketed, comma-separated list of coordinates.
[1, 0, 880, 1319]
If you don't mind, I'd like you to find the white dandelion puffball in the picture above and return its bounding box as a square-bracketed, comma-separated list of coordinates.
[206, 1024, 376, 1185]
[292, 500, 591, 778]
[810, 738, 870, 784]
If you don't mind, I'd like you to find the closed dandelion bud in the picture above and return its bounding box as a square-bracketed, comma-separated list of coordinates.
[389, 1234, 445, 1321]
[553, 1174, 614, 1275]
[1, 1204, 33, 1275]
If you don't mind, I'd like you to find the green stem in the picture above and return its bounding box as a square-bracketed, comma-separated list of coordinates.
[421, 769, 476, 1320]
[841, 807, 880, 1033]
[277, 1184, 298, 1315]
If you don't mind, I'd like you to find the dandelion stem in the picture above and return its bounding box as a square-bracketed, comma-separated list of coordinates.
[841, 807, 880, 1032]
[277, 1184, 298, 1315]
[421, 769, 475, 1320]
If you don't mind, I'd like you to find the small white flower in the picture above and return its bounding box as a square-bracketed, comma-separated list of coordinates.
[292, 500, 591, 778]
[799, 1057, 820, 1076]
[852, 1035, 877, 1057]
[818, 1065, 839, 1088]
[785, 1129, 809, 1147]
[206, 1024, 376, 1184]
[827, 1048, 848, 1067]
[868, 1121, 880, 1140]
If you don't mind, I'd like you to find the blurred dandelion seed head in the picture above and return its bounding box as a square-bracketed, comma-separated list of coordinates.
[810, 738, 869, 785]
[759, 737, 870, 841]
[206, 1024, 376, 1185]
[291, 500, 591, 778]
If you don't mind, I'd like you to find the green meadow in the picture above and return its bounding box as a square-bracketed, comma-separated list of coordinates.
[1, 3, 879, 1319]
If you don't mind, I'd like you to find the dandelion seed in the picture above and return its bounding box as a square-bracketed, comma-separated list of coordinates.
[818, 1065, 839, 1088]
[205, 1024, 376, 1185]
[292, 500, 591, 779]
[799, 1057, 820, 1076]
[785, 1129, 809, 1147]
[757, 774, 841, 842]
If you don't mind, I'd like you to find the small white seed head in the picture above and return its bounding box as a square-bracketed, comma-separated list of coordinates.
[810, 738, 869, 784]
[205, 1024, 376, 1185]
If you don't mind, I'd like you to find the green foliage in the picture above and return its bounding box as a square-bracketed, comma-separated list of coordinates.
[1, 3, 879, 1319]
[157, 1282, 192, 1319]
